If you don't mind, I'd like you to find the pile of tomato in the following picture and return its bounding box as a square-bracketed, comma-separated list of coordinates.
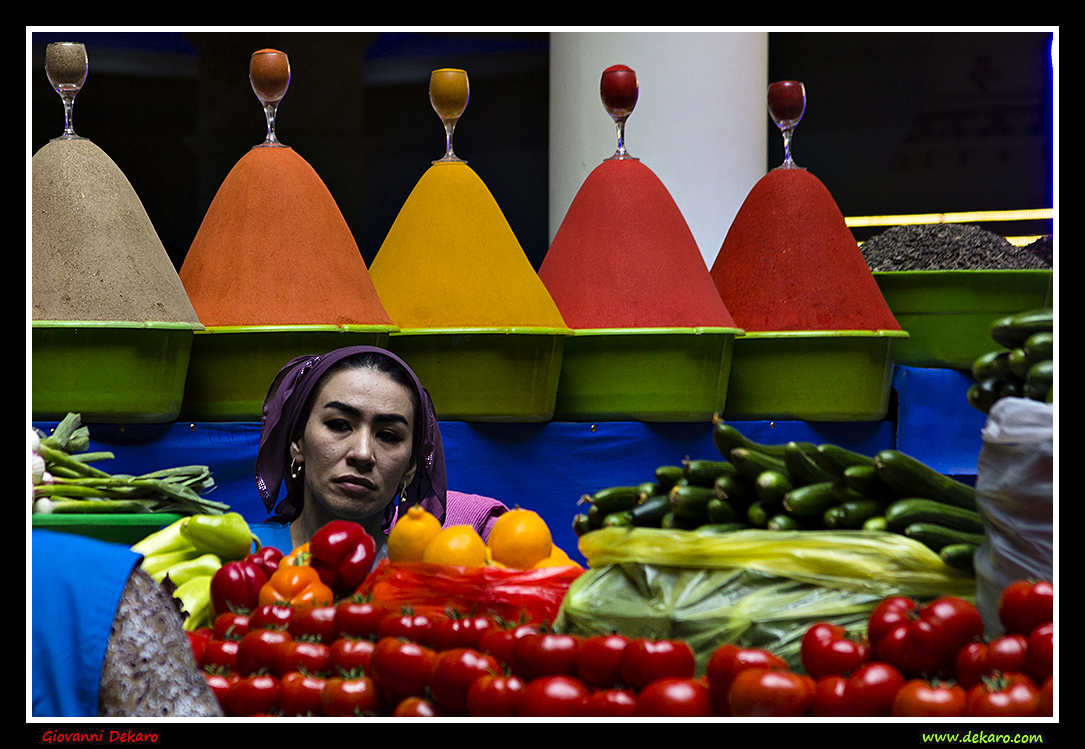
[186, 577, 1053, 718]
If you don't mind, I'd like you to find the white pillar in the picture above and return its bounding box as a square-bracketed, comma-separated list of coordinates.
[549, 31, 768, 268]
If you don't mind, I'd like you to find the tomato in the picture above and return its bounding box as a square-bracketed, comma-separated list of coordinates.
[810, 675, 850, 718]
[329, 637, 376, 675]
[236, 628, 293, 676]
[393, 696, 443, 717]
[801, 622, 869, 679]
[618, 638, 696, 692]
[275, 639, 332, 677]
[429, 647, 503, 715]
[321, 673, 382, 717]
[369, 637, 438, 703]
[576, 633, 631, 689]
[868, 595, 983, 677]
[892, 679, 966, 717]
[186, 628, 212, 665]
[287, 604, 338, 644]
[333, 595, 387, 640]
[512, 632, 583, 680]
[248, 602, 294, 631]
[518, 675, 590, 717]
[965, 672, 1040, 718]
[1026, 621, 1053, 684]
[210, 559, 267, 620]
[705, 643, 788, 713]
[202, 670, 238, 708]
[278, 671, 327, 716]
[226, 673, 280, 717]
[1036, 677, 1053, 718]
[580, 688, 637, 717]
[636, 677, 715, 718]
[841, 662, 906, 717]
[200, 637, 240, 673]
[955, 634, 1029, 689]
[466, 673, 527, 717]
[727, 669, 814, 718]
[430, 610, 497, 652]
[212, 611, 250, 641]
[478, 621, 539, 669]
[998, 580, 1054, 635]
[377, 608, 435, 646]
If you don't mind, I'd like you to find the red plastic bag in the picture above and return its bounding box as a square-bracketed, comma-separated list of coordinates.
[356, 560, 583, 624]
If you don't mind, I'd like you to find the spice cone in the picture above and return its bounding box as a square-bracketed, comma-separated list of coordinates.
[32, 139, 201, 326]
[179, 147, 393, 328]
[369, 162, 567, 331]
[540, 159, 737, 330]
[710, 168, 902, 333]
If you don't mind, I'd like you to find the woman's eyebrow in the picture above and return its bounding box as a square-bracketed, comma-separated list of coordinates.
[321, 400, 410, 426]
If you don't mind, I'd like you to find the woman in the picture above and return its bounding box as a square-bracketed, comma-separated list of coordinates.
[252, 346, 508, 555]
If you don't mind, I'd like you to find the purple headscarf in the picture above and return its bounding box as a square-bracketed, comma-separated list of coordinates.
[255, 346, 447, 530]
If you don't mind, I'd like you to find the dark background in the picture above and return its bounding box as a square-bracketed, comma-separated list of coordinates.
[28, 30, 1055, 271]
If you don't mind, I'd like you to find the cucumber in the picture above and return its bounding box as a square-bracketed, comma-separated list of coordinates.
[967, 377, 1003, 414]
[683, 458, 737, 487]
[628, 494, 671, 527]
[813, 443, 877, 479]
[971, 350, 1013, 382]
[602, 511, 634, 528]
[715, 473, 753, 505]
[572, 513, 593, 536]
[903, 522, 984, 553]
[782, 481, 839, 518]
[654, 465, 687, 491]
[840, 464, 892, 498]
[1024, 331, 1054, 362]
[661, 511, 702, 530]
[990, 308, 1053, 349]
[754, 470, 793, 505]
[746, 500, 771, 528]
[586, 502, 608, 529]
[833, 499, 891, 529]
[823, 505, 849, 529]
[1007, 347, 1032, 379]
[874, 449, 976, 510]
[729, 447, 792, 482]
[669, 484, 718, 520]
[1024, 359, 1054, 401]
[587, 485, 641, 515]
[767, 514, 804, 531]
[862, 515, 889, 532]
[785, 441, 839, 485]
[884, 498, 984, 534]
[939, 543, 978, 574]
[711, 420, 790, 460]
[706, 497, 739, 524]
[695, 522, 748, 534]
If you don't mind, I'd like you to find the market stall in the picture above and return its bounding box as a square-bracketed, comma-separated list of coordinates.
[29, 35, 1055, 723]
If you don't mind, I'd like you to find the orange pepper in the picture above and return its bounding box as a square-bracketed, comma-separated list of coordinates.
[258, 562, 334, 609]
[280, 542, 311, 567]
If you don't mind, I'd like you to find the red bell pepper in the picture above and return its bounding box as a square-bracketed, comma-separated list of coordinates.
[308, 520, 377, 597]
[210, 559, 268, 618]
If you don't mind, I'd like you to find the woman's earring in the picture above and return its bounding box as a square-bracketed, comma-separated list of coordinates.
[290, 458, 302, 479]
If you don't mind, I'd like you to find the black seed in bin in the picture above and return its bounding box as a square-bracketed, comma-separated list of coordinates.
[861, 224, 1053, 271]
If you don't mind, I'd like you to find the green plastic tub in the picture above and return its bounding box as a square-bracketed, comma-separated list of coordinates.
[387, 327, 568, 422]
[181, 324, 396, 421]
[552, 327, 741, 422]
[874, 270, 1054, 370]
[32, 512, 184, 546]
[31, 320, 199, 423]
[723, 330, 907, 421]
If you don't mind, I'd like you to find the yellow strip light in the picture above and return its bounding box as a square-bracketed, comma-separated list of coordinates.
[845, 208, 1053, 228]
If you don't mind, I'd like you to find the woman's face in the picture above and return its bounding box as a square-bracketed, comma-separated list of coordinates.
[290, 366, 417, 525]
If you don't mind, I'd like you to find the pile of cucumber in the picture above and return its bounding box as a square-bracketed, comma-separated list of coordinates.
[968, 308, 1053, 414]
[572, 420, 984, 574]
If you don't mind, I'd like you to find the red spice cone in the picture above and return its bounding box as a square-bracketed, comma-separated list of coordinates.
[180, 147, 393, 328]
[540, 159, 738, 330]
[710, 168, 902, 333]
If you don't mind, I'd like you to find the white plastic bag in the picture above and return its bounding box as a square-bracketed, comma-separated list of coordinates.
[972, 397, 1054, 636]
